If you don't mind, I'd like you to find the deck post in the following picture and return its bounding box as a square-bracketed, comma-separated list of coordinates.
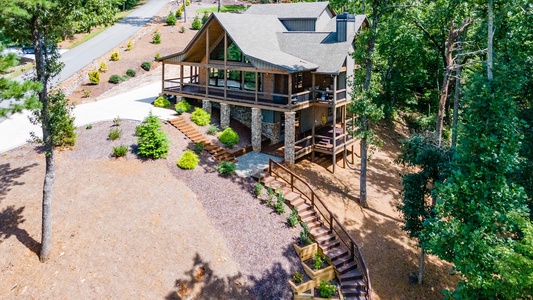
[284, 111, 296, 166]
[311, 121, 315, 162]
[220, 103, 231, 129]
[332, 75, 338, 173]
[161, 62, 165, 92]
[180, 64, 184, 92]
[311, 73, 316, 100]
[251, 108, 262, 152]
[255, 71, 258, 104]
[202, 99, 212, 115]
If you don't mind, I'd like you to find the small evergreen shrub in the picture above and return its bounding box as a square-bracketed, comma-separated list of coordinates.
[216, 161, 236, 176]
[112, 144, 128, 157]
[109, 75, 122, 84]
[254, 181, 264, 197]
[141, 61, 152, 71]
[155, 53, 162, 60]
[288, 208, 299, 227]
[88, 70, 100, 85]
[313, 252, 325, 270]
[274, 194, 285, 214]
[154, 96, 170, 108]
[179, 26, 186, 33]
[83, 90, 91, 98]
[186, 0, 190, 6]
[300, 222, 313, 245]
[175, 100, 191, 114]
[86, 124, 93, 130]
[108, 128, 121, 140]
[191, 107, 211, 126]
[126, 69, 136, 77]
[110, 51, 120, 61]
[152, 30, 161, 44]
[126, 40, 133, 51]
[113, 116, 122, 126]
[166, 11, 177, 26]
[206, 124, 219, 135]
[219, 127, 239, 147]
[191, 15, 202, 30]
[194, 142, 204, 154]
[176, 8, 183, 18]
[177, 150, 199, 169]
[293, 272, 303, 284]
[319, 281, 336, 298]
[202, 12, 209, 25]
[99, 61, 108, 73]
[136, 114, 170, 159]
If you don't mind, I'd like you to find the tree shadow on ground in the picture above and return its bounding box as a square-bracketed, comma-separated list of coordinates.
[0, 205, 40, 255]
[0, 162, 38, 202]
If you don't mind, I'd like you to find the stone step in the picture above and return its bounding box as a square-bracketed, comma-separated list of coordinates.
[336, 261, 357, 275]
[318, 238, 340, 251]
[339, 268, 364, 281]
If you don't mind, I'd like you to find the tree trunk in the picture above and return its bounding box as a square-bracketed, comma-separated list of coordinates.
[218, 0, 221, 12]
[40, 148, 54, 262]
[418, 246, 425, 284]
[360, 135, 368, 207]
[182, 0, 187, 23]
[451, 65, 461, 148]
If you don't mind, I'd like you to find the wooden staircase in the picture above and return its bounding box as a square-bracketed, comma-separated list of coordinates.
[262, 160, 372, 300]
[168, 117, 236, 163]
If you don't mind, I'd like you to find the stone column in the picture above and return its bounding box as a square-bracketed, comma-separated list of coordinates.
[251, 108, 262, 152]
[220, 103, 231, 129]
[202, 99, 211, 115]
[284, 111, 296, 166]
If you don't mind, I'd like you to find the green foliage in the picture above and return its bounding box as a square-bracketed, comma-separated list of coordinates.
[274, 190, 285, 214]
[108, 74, 122, 84]
[83, 90, 91, 98]
[125, 69, 136, 77]
[266, 186, 275, 206]
[112, 144, 128, 157]
[202, 13, 209, 25]
[288, 208, 299, 227]
[110, 51, 120, 61]
[191, 15, 202, 30]
[318, 281, 336, 298]
[108, 127, 121, 140]
[299, 222, 313, 245]
[175, 100, 191, 114]
[99, 61, 108, 73]
[206, 124, 219, 135]
[135, 114, 170, 159]
[194, 142, 204, 154]
[166, 11, 177, 26]
[177, 150, 199, 169]
[293, 271, 303, 284]
[88, 70, 100, 85]
[155, 53, 162, 60]
[152, 30, 161, 44]
[185, 0, 190, 6]
[179, 26, 186, 33]
[141, 61, 151, 71]
[191, 107, 210, 126]
[113, 116, 121, 127]
[254, 181, 264, 197]
[176, 9, 183, 18]
[86, 124, 92, 129]
[153, 96, 170, 108]
[215, 161, 236, 176]
[313, 252, 325, 270]
[219, 127, 239, 147]
[126, 40, 132, 51]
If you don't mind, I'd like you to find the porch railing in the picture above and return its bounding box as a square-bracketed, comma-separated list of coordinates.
[268, 159, 372, 299]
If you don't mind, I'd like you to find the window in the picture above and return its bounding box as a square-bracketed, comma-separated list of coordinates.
[244, 72, 262, 91]
[293, 72, 303, 92]
[209, 37, 242, 62]
[209, 68, 223, 86]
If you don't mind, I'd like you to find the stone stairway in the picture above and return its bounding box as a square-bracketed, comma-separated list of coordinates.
[262, 175, 369, 300]
[168, 117, 236, 163]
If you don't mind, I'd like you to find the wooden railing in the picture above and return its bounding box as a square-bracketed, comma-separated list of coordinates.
[268, 159, 372, 299]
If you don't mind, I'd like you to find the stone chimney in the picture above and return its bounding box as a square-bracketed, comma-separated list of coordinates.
[336, 12, 356, 42]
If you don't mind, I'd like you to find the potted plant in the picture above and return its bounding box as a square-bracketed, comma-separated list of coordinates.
[293, 222, 317, 261]
[302, 252, 335, 285]
[288, 271, 315, 296]
[312, 280, 342, 300]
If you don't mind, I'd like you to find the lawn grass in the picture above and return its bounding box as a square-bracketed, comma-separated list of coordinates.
[196, 6, 247, 14]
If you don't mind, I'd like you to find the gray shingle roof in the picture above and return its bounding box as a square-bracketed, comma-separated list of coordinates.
[244, 1, 332, 19]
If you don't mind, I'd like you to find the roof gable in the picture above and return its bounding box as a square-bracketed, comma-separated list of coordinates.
[244, 2, 334, 19]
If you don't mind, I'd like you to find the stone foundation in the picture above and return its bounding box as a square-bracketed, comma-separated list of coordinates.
[202, 99, 212, 115]
[251, 108, 262, 152]
[220, 103, 230, 129]
[284, 112, 296, 166]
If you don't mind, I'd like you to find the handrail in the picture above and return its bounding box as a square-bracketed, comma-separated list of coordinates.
[268, 159, 372, 299]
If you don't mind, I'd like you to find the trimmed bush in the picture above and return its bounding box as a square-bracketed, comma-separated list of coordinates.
[191, 15, 202, 30]
[177, 150, 199, 169]
[176, 8, 183, 18]
[152, 30, 161, 44]
[126, 40, 133, 51]
[112, 144, 128, 157]
[219, 127, 239, 147]
[88, 70, 100, 85]
[175, 100, 191, 114]
[109, 74, 122, 84]
[154, 96, 170, 108]
[136, 114, 170, 159]
[186, 0, 190, 6]
[110, 51, 120, 61]
[126, 69, 136, 77]
[202, 12, 209, 25]
[206, 124, 219, 135]
[216, 161, 236, 176]
[155, 53, 162, 60]
[99, 61, 108, 73]
[108, 128, 121, 140]
[141, 61, 152, 71]
[166, 11, 177, 26]
[190, 107, 211, 126]
[179, 26, 185, 33]
[48, 91, 77, 148]
[194, 142, 204, 154]
[319, 281, 336, 298]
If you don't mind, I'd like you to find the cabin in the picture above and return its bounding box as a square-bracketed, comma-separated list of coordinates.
[159, 2, 368, 172]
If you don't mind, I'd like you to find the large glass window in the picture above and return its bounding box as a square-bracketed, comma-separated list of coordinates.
[226, 70, 242, 89]
[244, 72, 261, 91]
[209, 38, 242, 62]
[209, 68, 224, 87]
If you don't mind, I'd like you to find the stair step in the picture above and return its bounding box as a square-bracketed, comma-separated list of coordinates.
[290, 197, 306, 208]
[325, 247, 349, 261]
[318, 238, 340, 251]
[295, 202, 312, 212]
[339, 268, 364, 281]
[340, 279, 366, 289]
[284, 191, 300, 202]
[310, 226, 330, 238]
[301, 215, 319, 225]
[337, 261, 357, 274]
[341, 288, 367, 298]
[299, 209, 316, 220]
[333, 256, 353, 268]
[268, 180, 286, 190]
[315, 233, 336, 243]
[262, 176, 277, 185]
[306, 220, 322, 230]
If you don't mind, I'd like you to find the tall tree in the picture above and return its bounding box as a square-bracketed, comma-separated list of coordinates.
[0, 0, 116, 262]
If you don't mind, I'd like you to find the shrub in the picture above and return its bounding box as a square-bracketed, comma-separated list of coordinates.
[83, 90, 91, 98]
[216, 161, 236, 176]
[155, 53, 162, 60]
[86, 124, 93, 130]
[254, 180, 264, 197]
[274, 194, 285, 214]
[266, 186, 275, 206]
[88, 70, 100, 85]
[166, 11, 177, 26]
[126, 40, 133, 51]
[136, 113, 170, 159]
[113, 116, 122, 126]
[126, 69, 136, 77]
[154, 96, 170, 108]
[202, 12, 209, 25]
[177, 150, 199, 169]
[293, 272, 303, 284]
[99, 61, 108, 73]
[313, 252, 325, 270]
[288, 208, 299, 227]
[319, 281, 336, 298]
[33, 91, 77, 148]
[179, 26, 186, 33]
[141, 61, 152, 71]
[186, 0, 190, 6]
[108, 128, 121, 140]
[176, 8, 183, 18]
[219, 127, 239, 147]
[191, 15, 202, 30]
[109, 75, 122, 84]
[152, 30, 161, 44]
[300, 222, 313, 245]
[191, 107, 211, 126]
[112, 144, 128, 157]
[194, 142, 204, 154]
[175, 100, 191, 114]
[206, 124, 219, 135]
[110, 51, 120, 61]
